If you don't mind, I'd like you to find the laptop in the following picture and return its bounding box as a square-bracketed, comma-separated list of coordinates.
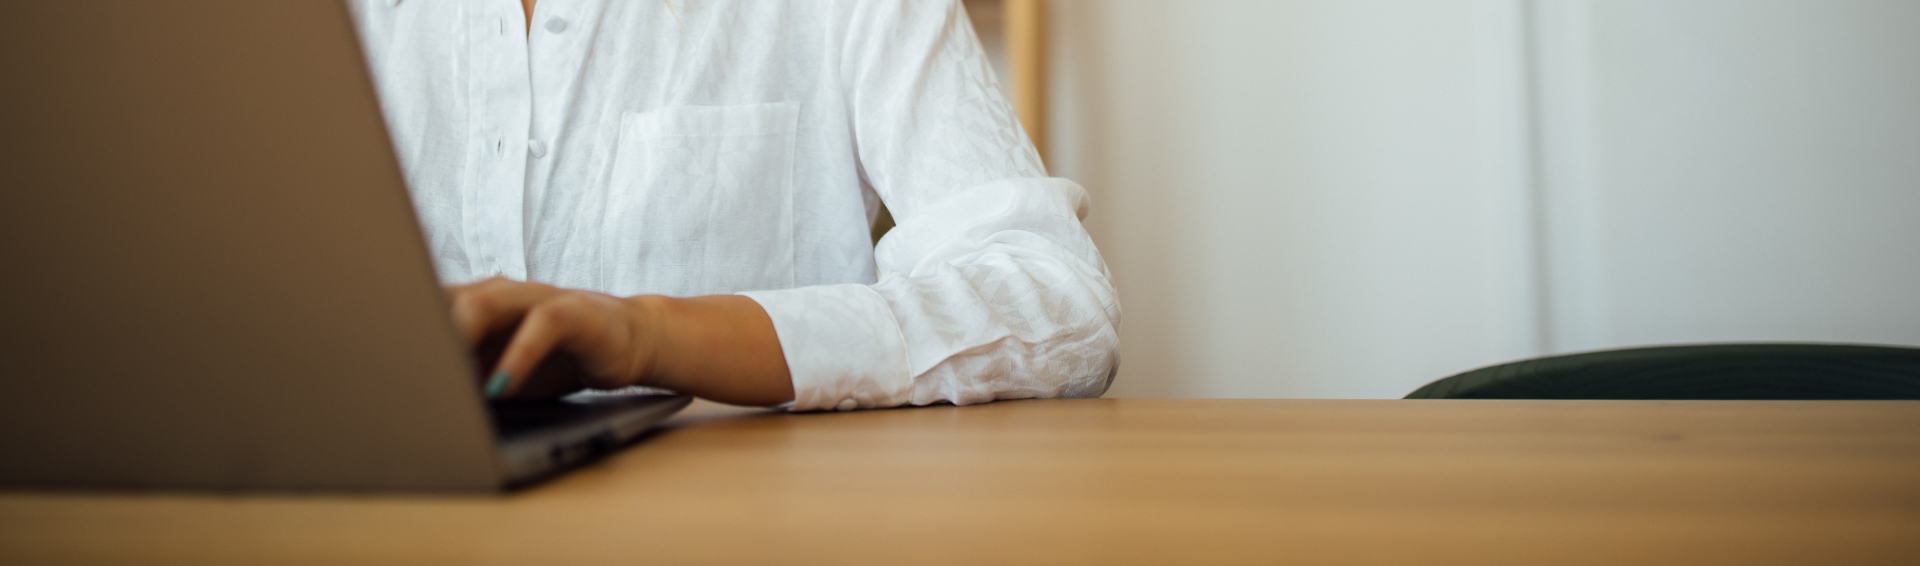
[0, 1, 689, 491]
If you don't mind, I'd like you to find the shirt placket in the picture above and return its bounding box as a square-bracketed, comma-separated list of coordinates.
[522, 0, 596, 267]
[464, 2, 533, 280]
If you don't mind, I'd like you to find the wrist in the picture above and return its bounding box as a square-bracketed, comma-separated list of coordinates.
[624, 294, 678, 389]
[616, 293, 793, 405]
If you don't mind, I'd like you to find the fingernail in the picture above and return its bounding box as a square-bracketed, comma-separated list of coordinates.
[485, 370, 511, 399]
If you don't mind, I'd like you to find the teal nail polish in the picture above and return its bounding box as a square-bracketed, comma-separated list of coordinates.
[485, 370, 511, 399]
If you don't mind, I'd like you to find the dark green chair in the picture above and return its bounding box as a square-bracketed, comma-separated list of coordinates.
[1406, 343, 1920, 400]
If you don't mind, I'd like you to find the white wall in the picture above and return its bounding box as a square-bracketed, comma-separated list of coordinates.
[1045, 0, 1920, 399]
[1538, 0, 1920, 352]
[1047, 1, 1542, 398]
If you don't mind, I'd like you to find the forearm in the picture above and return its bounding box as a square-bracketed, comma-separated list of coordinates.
[631, 294, 794, 406]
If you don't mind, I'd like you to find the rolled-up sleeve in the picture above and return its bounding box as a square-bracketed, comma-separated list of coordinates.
[741, 0, 1120, 411]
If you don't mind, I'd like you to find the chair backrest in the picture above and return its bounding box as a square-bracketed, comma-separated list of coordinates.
[1406, 343, 1920, 400]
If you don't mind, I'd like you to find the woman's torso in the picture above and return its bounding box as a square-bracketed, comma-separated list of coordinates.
[353, 0, 879, 296]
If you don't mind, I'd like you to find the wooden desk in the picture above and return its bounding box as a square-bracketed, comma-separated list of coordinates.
[3, 399, 1918, 565]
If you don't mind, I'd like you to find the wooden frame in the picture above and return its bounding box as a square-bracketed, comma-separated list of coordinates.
[1005, 0, 1048, 163]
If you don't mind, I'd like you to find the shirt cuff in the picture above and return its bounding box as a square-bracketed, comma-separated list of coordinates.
[738, 284, 913, 411]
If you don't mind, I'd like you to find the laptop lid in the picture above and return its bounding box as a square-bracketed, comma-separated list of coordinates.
[0, 1, 501, 491]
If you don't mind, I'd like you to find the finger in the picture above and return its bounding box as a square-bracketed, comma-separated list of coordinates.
[448, 277, 558, 346]
[487, 298, 586, 399]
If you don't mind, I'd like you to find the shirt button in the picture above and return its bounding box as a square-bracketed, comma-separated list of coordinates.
[544, 17, 568, 34]
[528, 139, 548, 158]
[835, 398, 858, 412]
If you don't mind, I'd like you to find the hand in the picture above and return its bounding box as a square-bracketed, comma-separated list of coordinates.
[448, 277, 658, 400]
[445, 276, 796, 405]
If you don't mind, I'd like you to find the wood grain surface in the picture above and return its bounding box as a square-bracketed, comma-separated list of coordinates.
[3, 399, 1918, 565]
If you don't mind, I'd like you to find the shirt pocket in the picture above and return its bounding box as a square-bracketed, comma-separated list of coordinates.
[600, 102, 799, 296]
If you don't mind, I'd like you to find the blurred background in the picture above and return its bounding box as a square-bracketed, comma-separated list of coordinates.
[968, 0, 1920, 399]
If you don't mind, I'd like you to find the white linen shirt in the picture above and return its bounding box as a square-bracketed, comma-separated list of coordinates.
[348, 0, 1118, 411]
